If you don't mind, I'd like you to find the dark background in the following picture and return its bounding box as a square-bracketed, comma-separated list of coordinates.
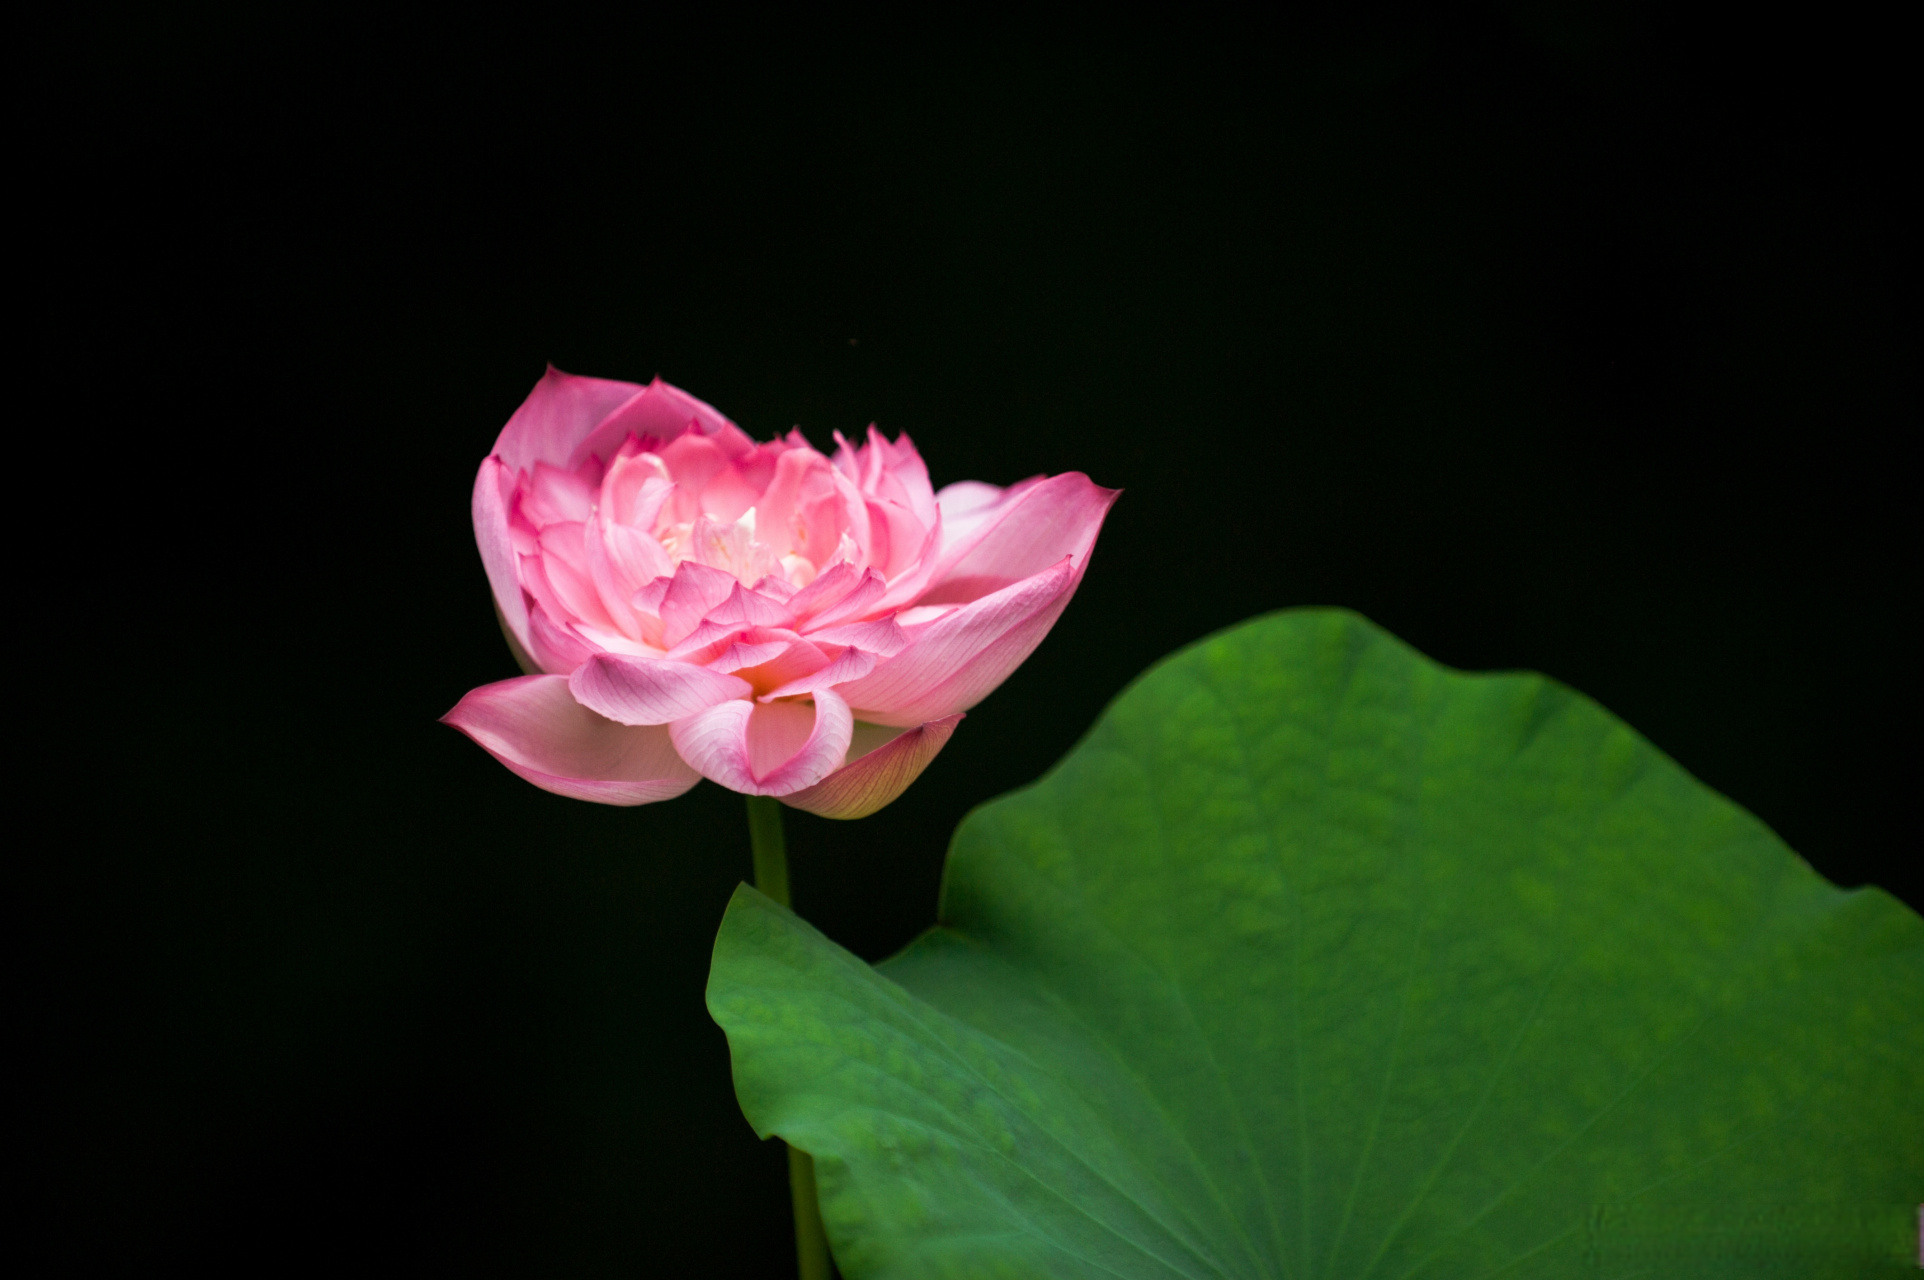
[28, 5, 1910, 1276]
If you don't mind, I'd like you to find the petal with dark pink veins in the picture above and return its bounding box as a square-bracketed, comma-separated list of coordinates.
[659, 561, 741, 647]
[834, 558, 1080, 727]
[569, 653, 752, 725]
[919, 472, 1118, 606]
[703, 582, 798, 631]
[780, 714, 963, 819]
[803, 617, 911, 657]
[759, 646, 877, 701]
[805, 569, 888, 630]
[442, 674, 700, 806]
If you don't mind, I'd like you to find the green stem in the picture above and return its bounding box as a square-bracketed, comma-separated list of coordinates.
[788, 1146, 831, 1280]
[744, 796, 832, 1280]
[746, 795, 791, 907]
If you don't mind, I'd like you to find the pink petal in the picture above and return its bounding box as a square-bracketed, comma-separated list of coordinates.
[933, 475, 1047, 548]
[568, 622, 662, 661]
[536, 523, 617, 632]
[566, 376, 739, 471]
[891, 605, 958, 628]
[751, 574, 799, 604]
[709, 637, 806, 676]
[598, 453, 673, 528]
[659, 561, 740, 647]
[669, 690, 854, 796]
[522, 461, 597, 527]
[473, 458, 529, 650]
[494, 367, 646, 476]
[784, 561, 864, 622]
[833, 557, 1079, 726]
[703, 582, 798, 630]
[442, 675, 699, 806]
[756, 447, 845, 566]
[920, 472, 1118, 606]
[867, 427, 937, 527]
[803, 617, 911, 657]
[715, 635, 831, 691]
[781, 714, 963, 819]
[588, 517, 673, 641]
[656, 433, 733, 521]
[805, 568, 888, 630]
[865, 509, 947, 615]
[494, 601, 542, 676]
[865, 497, 930, 580]
[515, 550, 568, 634]
[569, 653, 752, 725]
[632, 575, 673, 620]
[830, 468, 874, 568]
[663, 618, 754, 666]
[698, 460, 762, 524]
[861, 499, 892, 575]
[836, 427, 938, 533]
[687, 512, 779, 583]
[758, 645, 876, 700]
[526, 604, 596, 674]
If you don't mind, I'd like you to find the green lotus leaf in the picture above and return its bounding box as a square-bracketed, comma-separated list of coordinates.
[707, 610, 1922, 1278]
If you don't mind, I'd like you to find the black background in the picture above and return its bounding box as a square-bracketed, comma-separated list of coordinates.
[28, 5, 1911, 1276]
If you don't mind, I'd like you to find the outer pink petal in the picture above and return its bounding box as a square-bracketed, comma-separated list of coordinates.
[920, 472, 1118, 606]
[494, 367, 646, 476]
[568, 376, 739, 470]
[569, 653, 752, 725]
[494, 601, 542, 675]
[442, 675, 700, 806]
[833, 558, 1078, 727]
[473, 457, 529, 649]
[781, 714, 963, 819]
[932, 475, 1045, 547]
[669, 690, 854, 797]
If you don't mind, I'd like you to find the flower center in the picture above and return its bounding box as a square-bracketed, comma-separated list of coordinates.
[653, 505, 825, 590]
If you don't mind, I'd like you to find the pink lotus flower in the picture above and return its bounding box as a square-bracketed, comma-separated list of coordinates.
[443, 369, 1116, 818]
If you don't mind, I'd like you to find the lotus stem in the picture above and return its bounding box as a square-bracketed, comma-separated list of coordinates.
[744, 796, 832, 1280]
